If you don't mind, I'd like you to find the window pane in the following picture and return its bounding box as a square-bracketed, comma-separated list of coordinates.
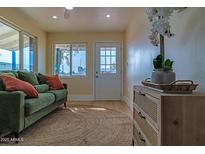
[110, 64, 116, 73]
[111, 48, 116, 56]
[100, 56, 105, 64]
[23, 35, 35, 72]
[99, 47, 117, 74]
[105, 48, 111, 56]
[0, 22, 19, 71]
[100, 48, 105, 56]
[105, 65, 110, 72]
[55, 43, 87, 76]
[55, 44, 71, 76]
[72, 50, 86, 76]
[111, 57, 116, 65]
[106, 56, 111, 64]
[100, 65, 106, 72]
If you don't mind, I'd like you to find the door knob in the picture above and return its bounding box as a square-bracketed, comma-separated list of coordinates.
[96, 71, 99, 78]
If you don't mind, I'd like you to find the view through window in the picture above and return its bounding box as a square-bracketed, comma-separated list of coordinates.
[0, 20, 36, 72]
[100, 47, 117, 73]
[55, 43, 86, 76]
[0, 22, 19, 70]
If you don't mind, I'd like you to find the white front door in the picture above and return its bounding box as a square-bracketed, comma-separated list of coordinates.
[95, 42, 122, 100]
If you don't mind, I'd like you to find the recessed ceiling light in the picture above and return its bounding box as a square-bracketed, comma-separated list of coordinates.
[106, 14, 111, 18]
[65, 7, 74, 10]
[52, 15, 58, 19]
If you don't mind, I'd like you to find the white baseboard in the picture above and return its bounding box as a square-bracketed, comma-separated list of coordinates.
[68, 95, 95, 101]
[122, 96, 133, 111]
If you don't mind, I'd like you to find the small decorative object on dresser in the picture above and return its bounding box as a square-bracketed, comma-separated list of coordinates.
[151, 54, 176, 84]
[142, 79, 198, 94]
[146, 8, 186, 84]
[133, 85, 205, 146]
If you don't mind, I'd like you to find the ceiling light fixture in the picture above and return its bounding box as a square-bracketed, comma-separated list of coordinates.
[106, 14, 111, 18]
[64, 7, 74, 19]
[52, 15, 58, 19]
[65, 7, 74, 10]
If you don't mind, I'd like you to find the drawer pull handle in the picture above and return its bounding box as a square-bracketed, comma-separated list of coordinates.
[138, 112, 146, 119]
[138, 91, 146, 96]
[138, 132, 146, 143]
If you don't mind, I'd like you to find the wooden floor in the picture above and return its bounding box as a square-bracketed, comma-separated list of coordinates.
[66, 101, 133, 118]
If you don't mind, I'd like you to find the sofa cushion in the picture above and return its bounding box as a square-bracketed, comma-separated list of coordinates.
[0, 75, 39, 98]
[36, 73, 47, 84]
[34, 84, 49, 93]
[25, 93, 55, 116]
[44, 75, 64, 90]
[0, 71, 18, 78]
[0, 72, 16, 78]
[48, 89, 68, 102]
[18, 71, 39, 85]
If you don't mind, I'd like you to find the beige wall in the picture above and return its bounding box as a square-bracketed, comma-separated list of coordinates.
[124, 8, 205, 102]
[47, 32, 124, 95]
[0, 8, 47, 73]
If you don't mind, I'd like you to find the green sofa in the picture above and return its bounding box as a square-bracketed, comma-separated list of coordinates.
[0, 71, 68, 139]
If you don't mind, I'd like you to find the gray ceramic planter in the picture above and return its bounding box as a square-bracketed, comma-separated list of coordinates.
[151, 69, 176, 84]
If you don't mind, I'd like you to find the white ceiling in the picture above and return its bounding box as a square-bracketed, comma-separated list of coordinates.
[18, 7, 134, 32]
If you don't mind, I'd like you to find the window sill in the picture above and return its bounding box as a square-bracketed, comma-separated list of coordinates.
[59, 75, 87, 79]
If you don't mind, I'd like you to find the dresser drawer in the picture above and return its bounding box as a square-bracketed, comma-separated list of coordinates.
[133, 105, 158, 145]
[133, 124, 147, 146]
[134, 90, 159, 124]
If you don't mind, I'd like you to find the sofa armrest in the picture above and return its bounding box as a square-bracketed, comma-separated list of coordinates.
[63, 83, 68, 89]
[0, 91, 25, 134]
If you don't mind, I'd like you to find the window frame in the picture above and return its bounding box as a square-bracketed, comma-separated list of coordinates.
[53, 42, 88, 78]
[0, 17, 37, 72]
[99, 47, 117, 74]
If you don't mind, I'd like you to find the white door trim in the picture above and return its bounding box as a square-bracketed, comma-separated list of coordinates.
[93, 41, 123, 101]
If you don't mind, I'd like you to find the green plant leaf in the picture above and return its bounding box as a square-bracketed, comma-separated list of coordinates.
[163, 59, 174, 71]
[156, 54, 162, 60]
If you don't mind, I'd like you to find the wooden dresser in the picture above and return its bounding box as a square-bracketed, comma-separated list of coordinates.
[133, 85, 205, 146]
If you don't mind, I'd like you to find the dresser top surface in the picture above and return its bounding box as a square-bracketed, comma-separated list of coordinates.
[134, 85, 205, 97]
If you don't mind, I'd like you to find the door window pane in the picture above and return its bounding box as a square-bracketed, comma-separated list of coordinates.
[100, 56, 105, 65]
[110, 64, 116, 73]
[106, 57, 111, 64]
[111, 48, 116, 56]
[100, 65, 106, 72]
[0, 22, 19, 70]
[100, 48, 105, 56]
[105, 48, 111, 56]
[99, 47, 117, 74]
[111, 57, 116, 64]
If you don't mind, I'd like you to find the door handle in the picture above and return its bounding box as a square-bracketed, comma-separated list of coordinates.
[138, 91, 146, 96]
[138, 112, 146, 119]
[138, 132, 146, 143]
[96, 71, 99, 78]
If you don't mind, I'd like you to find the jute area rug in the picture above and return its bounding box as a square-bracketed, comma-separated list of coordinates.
[11, 105, 133, 146]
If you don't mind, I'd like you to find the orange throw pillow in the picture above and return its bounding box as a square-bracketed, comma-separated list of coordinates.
[44, 75, 64, 90]
[0, 75, 39, 98]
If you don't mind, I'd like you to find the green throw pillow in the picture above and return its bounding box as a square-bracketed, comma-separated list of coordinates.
[34, 84, 49, 93]
[18, 71, 39, 85]
[36, 73, 47, 84]
[0, 72, 16, 78]
[0, 71, 18, 77]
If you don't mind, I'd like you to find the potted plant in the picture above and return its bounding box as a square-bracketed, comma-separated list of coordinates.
[146, 8, 185, 84]
[152, 54, 175, 84]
